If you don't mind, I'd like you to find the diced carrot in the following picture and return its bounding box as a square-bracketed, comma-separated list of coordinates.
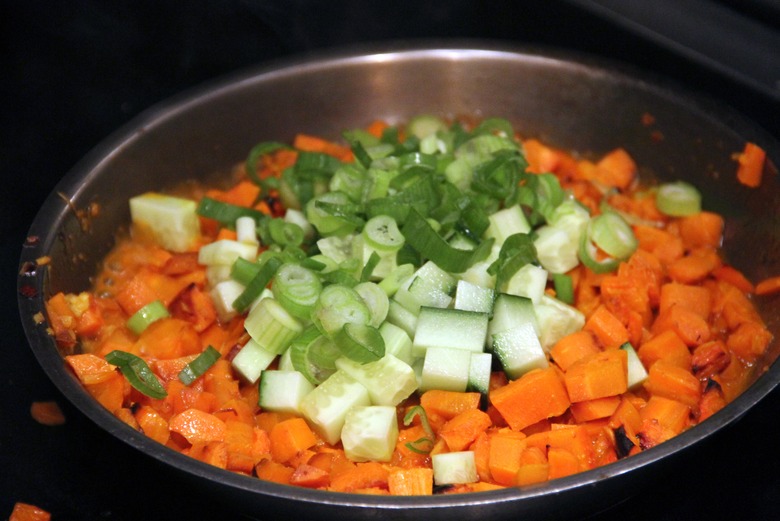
[608, 396, 643, 446]
[712, 266, 754, 294]
[637, 330, 692, 370]
[550, 330, 601, 371]
[488, 429, 527, 486]
[392, 424, 432, 468]
[755, 274, 780, 296]
[169, 408, 226, 444]
[387, 467, 434, 496]
[523, 138, 561, 174]
[169, 285, 217, 333]
[255, 458, 294, 485]
[489, 367, 571, 431]
[651, 304, 712, 347]
[216, 228, 238, 241]
[735, 141, 766, 188]
[161, 252, 201, 276]
[419, 390, 481, 420]
[133, 317, 201, 359]
[135, 404, 170, 445]
[9, 502, 51, 521]
[659, 282, 712, 320]
[593, 148, 637, 190]
[691, 340, 731, 379]
[633, 225, 684, 266]
[114, 272, 163, 316]
[677, 212, 724, 249]
[114, 407, 141, 431]
[471, 430, 492, 482]
[698, 382, 727, 422]
[293, 133, 353, 162]
[667, 248, 721, 284]
[570, 396, 621, 423]
[727, 320, 773, 362]
[213, 397, 257, 425]
[269, 417, 318, 464]
[547, 447, 580, 480]
[220, 180, 261, 208]
[639, 396, 690, 438]
[643, 361, 701, 409]
[203, 359, 242, 406]
[289, 463, 331, 488]
[438, 408, 492, 452]
[329, 461, 389, 493]
[85, 371, 126, 413]
[152, 354, 198, 383]
[30, 401, 66, 426]
[712, 280, 763, 329]
[65, 353, 118, 385]
[516, 462, 550, 486]
[584, 305, 630, 349]
[366, 120, 390, 139]
[75, 297, 104, 337]
[172, 386, 218, 416]
[564, 350, 628, 403]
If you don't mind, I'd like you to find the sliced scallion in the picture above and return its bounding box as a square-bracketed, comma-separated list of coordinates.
[311, 284, 371, 336]
[271, 263, 323, 320]
[232, 256, 283, 313]
[104, 350, 167, 399]
[196, 197, 267, 228]
[401, 208, 494, 273]
[178, 345, 221, 385]
[245, 141, 289, 188]
[362, 215, 405, 252]
[588, 211, 638, 260]
[333, 322, 385, 363]
[656, 181, 702, 217]
[126, 300, 169, 335]
[553, 273, 574, 305]
[289, 326, 338, 385]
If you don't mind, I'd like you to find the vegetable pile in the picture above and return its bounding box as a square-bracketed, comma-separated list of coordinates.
[46, 115, 773, 494]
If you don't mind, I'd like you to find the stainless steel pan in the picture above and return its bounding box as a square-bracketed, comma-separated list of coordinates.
[17, 43, 780, 521]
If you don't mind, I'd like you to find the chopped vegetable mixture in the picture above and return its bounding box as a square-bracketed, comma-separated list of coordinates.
[46, 115, 773, 495]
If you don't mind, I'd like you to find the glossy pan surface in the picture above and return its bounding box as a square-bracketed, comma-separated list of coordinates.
[17, 43, 780, 520]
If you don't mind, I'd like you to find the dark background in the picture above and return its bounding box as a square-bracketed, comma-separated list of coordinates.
[2, 1, 779, 519]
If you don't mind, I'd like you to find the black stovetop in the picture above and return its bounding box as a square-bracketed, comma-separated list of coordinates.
[3, 2, 778, 519]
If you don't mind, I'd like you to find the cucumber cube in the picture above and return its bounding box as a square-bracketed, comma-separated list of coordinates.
[258, 370, 315, 414]
[412, 307, 489, 358]
[484, 205, 531, 247]
[468, 352, 493, 395]
[534, 224, 581, 275]
[334, 355, 418, 406]
[492, 322, 549, 379]
[458, 244, 500, 288]
[341, 406, 399, 462]
[621, 342, 649, 390]
[198, 239, 258, 266]
[209, 279, 246, 323]
[488, 293, 539, 349]
[129, 192, 200, 252]
[454, 280, 495, 313]
[394, 261, 457, 314]
[299, 370, 371, 445]
[420, 347, 472, 392]
[379, 322, 413, 365]
[432, 451, 478, 485]
[231, 337, 277, 384]
[277, 343, 295, 372]
[504, 263, 548, 304]
[386, 299, 418, 338]
[534, 295, 585, 351]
